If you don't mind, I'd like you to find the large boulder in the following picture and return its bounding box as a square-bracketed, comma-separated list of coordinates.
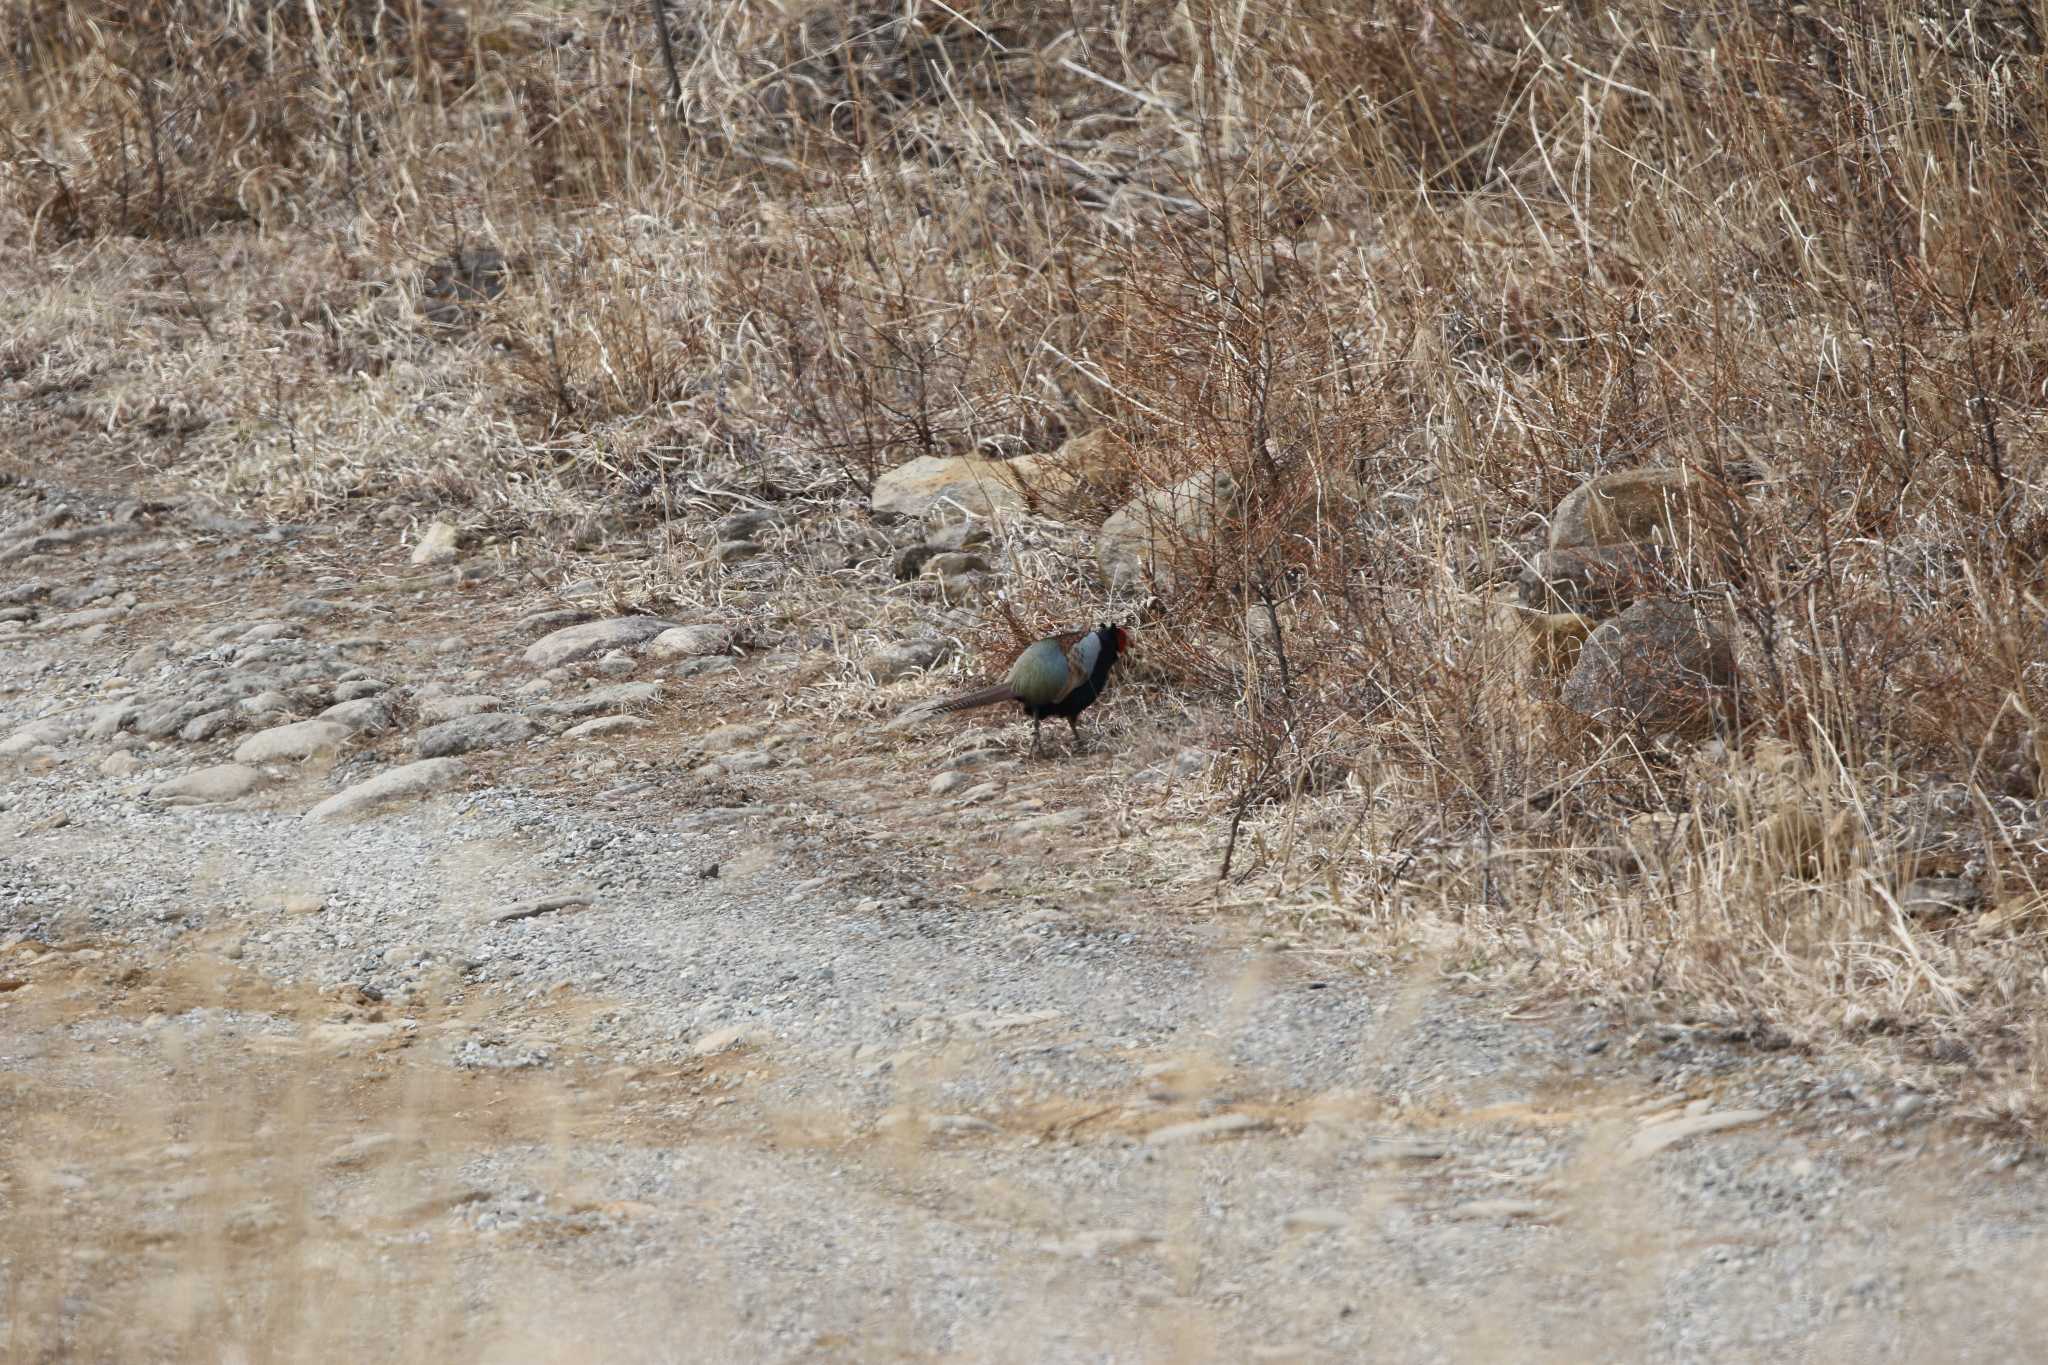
[1560, 597, 1738, 740]
[1519, 542, 1677, 618]
[1549, 468, 1719, 552]
[869, 456, 1030, 523]
[868, 431, 1138, 524]
[1097, 469, 1242, 590]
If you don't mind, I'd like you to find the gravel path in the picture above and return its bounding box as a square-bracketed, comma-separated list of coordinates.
[3, 482, 2045, 1363]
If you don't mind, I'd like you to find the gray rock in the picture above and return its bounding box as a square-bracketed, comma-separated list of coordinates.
[417, 694, 501, 724]
[926, 520, 993, 553]
[178, 709, 237, 742]
[85, 701, 138, 739]
[698, 723, 763, 752]
[320, 698, 395, 734]
[869, 638, 953, 683]
[927, 551, 991, 577]
[531, 682, 663, 720]
[563, 715, 651, 740]
[1550, 467, 1718, 552]
[646, 624, 734, 659]
[149, 764, 265, 803]
[673, 656, 737, 679]
[234, 719, 354, 764]
[414, 713, 538, 758]
[1560, 598, 1738, 740]
[0, 720, 69, 755]
[410, 520, 461, 565]
[305, 758, 465, 820]
[1518, 542, 1678, 618]
[35, 605, 126, 632]
[238, 690, 293, 717]
[870, 455, 1030, 522]
[1098, 469, 1241, 589]
[1900, 877, 1982, 920]
[523, 616, 673, 668]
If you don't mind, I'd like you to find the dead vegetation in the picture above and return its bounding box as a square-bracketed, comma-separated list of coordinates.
[6, 0, 2048, 1110]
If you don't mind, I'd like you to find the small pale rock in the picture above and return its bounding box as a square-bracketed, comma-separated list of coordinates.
[690, 1026, 756, 1058]
[1041, 1228, 1159, 1259]
[1282, 1208, 1349, 1232]
[1899, 877, 1982, 920]
[1451, 1200, 1552, 1221]
[563, 715, 650, 740]
[324, 1134, 400, 1169]
[410, 521, 461, 565]
[417, 694, 501, 724]
[523, 616, 674, 668]
[234, 720, 354, 764]
[305, 758, 465, 820]
[698, 723, 763, 752]
[646, 624, 735, 659]
[1145, 1113, 1271, 1146]
[926, 1114, 998, 1135]
[1622, 1109, 1771, 1164]
[149, 764, 265, 803]
[414, 713, 537, 758]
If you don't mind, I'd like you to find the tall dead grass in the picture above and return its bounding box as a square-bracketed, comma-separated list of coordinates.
[7, 0, 2048, 1095]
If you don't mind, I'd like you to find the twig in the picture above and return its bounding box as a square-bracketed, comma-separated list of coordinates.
[648, 0, 684, 118]
[494, 894, 594, 924]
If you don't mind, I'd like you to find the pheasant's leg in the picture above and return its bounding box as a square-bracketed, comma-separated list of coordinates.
[1030, 717, 1042, 757]
[1067, 715, 1084, 751]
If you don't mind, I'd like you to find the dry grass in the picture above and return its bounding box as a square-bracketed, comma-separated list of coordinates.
[7, 0, 2048, 1119]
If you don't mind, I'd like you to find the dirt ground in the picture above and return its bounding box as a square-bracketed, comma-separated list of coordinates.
[5, 467, 2048, 1364]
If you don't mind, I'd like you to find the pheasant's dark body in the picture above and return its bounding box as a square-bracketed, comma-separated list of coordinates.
[926, 624, 1128, 754]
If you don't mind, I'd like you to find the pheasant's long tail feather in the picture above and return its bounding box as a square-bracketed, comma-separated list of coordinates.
[928, 684, 1019, 714]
